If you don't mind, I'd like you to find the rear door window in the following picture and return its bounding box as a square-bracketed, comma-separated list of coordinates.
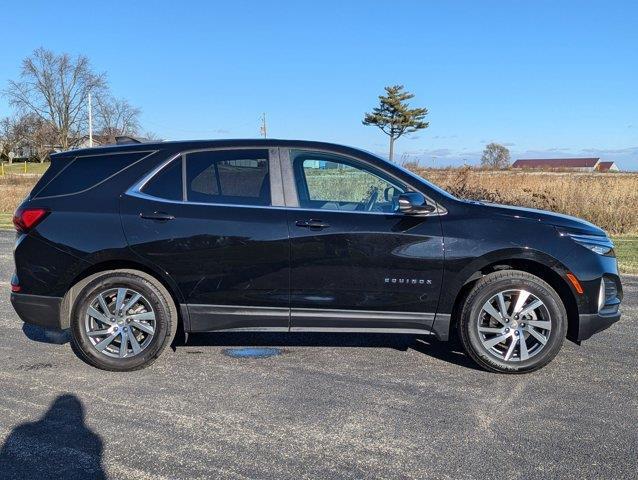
[185, 149, 270, 206]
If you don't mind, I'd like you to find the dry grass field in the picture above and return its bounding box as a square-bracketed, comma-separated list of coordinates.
[0, 175, 36, 216]
[0, 162, 49, 176]
[410, 167, 638, 236]
[1, 165, 637, 272]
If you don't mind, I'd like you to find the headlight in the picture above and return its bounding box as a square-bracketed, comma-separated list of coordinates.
[562, 233, 615, 256]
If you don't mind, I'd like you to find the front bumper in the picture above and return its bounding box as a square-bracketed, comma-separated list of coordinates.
[569, 269, 622, 342]
[11, 293, 63, 330]
[576, 311, 621, 341]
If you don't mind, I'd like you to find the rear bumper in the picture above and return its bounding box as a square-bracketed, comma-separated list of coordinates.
[11, 293, 63, 330]
[576, 311, 621, 341]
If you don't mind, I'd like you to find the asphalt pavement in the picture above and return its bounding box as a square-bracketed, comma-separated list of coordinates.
[0, 230, 635, 479]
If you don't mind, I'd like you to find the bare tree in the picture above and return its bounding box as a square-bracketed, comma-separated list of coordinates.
[4, 47, 106, 149]
[0, 116, 21, 163]
[24, 114, 57, 163]
[1, 114, 57, 163]
[480, 143, 511, 169]
[142, 131, 162, 141]
[1, 115, 38, 163]
[94, 95, 141, 144]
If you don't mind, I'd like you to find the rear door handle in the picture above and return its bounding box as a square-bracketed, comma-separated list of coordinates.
[295, 219, 330, 229]
[140, 212, 175, 221]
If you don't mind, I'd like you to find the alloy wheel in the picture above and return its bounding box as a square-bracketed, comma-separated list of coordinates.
[477, 289, 551, 362]
[84, 287, 156, 358]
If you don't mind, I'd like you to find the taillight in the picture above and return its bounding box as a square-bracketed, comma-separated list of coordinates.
[13, 207, 49, 233]
[10, 273, 20, 292]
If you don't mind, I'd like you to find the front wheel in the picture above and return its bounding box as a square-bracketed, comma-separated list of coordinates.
[458, 270, 567, 373]
[70, 270, 177, 371]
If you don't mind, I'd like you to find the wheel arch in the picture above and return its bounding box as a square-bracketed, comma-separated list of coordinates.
[443, 249, 582, 343]
[59, 258, 187, 332]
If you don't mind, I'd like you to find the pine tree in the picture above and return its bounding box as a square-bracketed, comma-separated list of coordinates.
[363, 85, 429, 162]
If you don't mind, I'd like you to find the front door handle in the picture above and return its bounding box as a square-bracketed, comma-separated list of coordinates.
[295, 219, 330, 229]
[140, 211, 175, 221]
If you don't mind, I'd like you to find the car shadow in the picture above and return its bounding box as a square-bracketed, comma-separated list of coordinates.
[21, 324, 70, 345]
[184, 332, 482, 371]
[0, 394, 106, 479]
[20, 323, 480, 371]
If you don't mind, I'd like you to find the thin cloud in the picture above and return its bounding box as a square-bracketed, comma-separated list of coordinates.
[432, 134, 458, 140]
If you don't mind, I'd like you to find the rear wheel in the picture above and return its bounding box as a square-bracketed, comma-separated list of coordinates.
[458, 270, 567, 373]
[70, 270, 177, 371]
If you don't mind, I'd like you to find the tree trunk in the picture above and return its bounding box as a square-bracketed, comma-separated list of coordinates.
[388, 136, 395, 162]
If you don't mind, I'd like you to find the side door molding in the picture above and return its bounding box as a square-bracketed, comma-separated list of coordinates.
[187, 304, 290, 332]
[184, 304, 449, 339]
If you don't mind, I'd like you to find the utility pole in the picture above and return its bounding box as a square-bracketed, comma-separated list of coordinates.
[259, 113, 267, 138]
[88, 93, 93, 147]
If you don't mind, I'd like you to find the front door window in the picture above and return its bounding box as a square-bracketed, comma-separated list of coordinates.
[292, 151, 405, 213]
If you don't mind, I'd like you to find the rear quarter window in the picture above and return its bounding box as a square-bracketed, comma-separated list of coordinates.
[33, 151, 153, 198]
[141, 157, 183, 201]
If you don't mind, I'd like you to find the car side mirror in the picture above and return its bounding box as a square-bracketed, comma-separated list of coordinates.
[384, 186, 398, 202]
[398, 192, 436, 215]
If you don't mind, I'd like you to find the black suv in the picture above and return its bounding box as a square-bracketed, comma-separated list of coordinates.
[10, 139, 622, 372]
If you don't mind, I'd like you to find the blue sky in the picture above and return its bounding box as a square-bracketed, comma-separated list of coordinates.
[1, 0, 637, 169]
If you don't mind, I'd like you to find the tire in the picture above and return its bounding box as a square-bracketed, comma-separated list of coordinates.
[70, 269, 177, 371]
[457, 270, 567, 373]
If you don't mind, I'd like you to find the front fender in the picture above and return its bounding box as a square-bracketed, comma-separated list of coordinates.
[438, 246, 583, 315]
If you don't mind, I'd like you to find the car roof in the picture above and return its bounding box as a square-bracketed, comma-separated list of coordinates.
[51, 138, 379, 161]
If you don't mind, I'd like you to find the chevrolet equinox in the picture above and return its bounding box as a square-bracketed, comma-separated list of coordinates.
[10, 139, 622, 372]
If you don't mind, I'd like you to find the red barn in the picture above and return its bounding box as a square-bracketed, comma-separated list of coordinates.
[512, 158, 619, 172]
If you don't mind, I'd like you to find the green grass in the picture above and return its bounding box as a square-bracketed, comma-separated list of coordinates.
[0, 162, 49, 175]
[613, 236, 638, 275]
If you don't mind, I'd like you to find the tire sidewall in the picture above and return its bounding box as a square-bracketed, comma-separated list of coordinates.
[462, 274, 566, 373]
[71, 273, 172, 371]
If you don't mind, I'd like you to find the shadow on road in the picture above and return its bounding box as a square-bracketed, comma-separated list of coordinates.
[19, 323, 481, 370]
[21, 324, 70, 345]
[185, 332, 482, 370]
[0, 394, 106, 479]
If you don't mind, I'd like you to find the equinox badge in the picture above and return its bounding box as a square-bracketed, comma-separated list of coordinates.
[385, 277, 431, 285]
